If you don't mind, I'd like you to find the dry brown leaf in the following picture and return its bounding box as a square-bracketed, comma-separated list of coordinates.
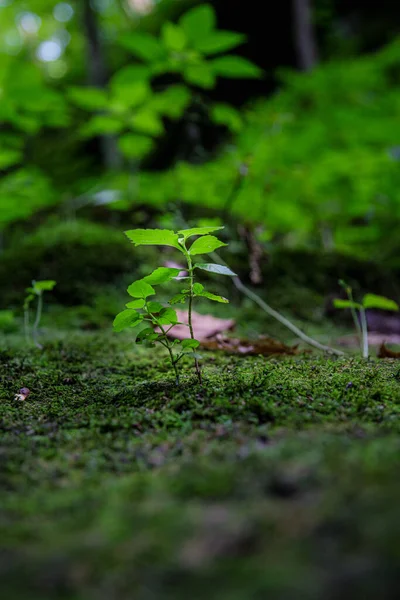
[201, 334, 300, 356]
[165, 310, 235, 342]
[338, 333, 400, 347]
[378, 343, 400, 359]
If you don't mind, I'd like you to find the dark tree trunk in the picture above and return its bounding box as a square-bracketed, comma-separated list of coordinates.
[292, 0, 319, 71]
[81, 0, 121, 170]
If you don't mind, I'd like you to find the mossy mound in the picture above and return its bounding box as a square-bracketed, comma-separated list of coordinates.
[1, 330, 400, 598]
[0, 219, 144, 307]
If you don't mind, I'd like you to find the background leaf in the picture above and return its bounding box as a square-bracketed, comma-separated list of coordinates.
[362, 294, 399, 311]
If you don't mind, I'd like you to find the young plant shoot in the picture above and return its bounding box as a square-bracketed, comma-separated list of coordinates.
[334, 280, 398, 358]
[113, 227, 236, 384]
[24, 280, 57, 349]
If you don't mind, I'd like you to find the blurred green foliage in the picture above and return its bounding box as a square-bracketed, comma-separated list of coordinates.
[0, 0, 399, 262]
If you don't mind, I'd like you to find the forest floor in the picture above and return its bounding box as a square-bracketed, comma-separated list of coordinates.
[2, 322, 400, 599]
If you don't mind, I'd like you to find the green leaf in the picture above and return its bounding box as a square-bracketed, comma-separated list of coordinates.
[143, 267, 181, 285]
[181, 339, 200, 350]
[80, 115, 123, 137]
[195, 263, 237, 276]
[162, 23, 187, 52]
[199, 291, 228, 303]
[158, 308, 179, 325]
[333, 299, 362, 310]
[68, 86, 108, 110]
[131, 110, 164, 136]
[169, 293, 188, 305]
[33, 280, 57, 292]
[113, 309, 143, 332]
[109, 65, 151, 88]
[118, 134, 154, 159]
[210, 55, 262, 78]
[184, 63, 216, 89]
[211, 103, 243, 132]
[125, 299, 145, 309]
[192, 282, 228, 303]
[127, 280, 155, 299]
[118, 32, 165, 62]
[148, 85, 191, 119]
[147, 301, 164, 314]
[111, 80, 151, 107]
[125, 229, 181, 249]
[178, 226, 224, 240]
[179, 4, 216, 44]
[189, 235, 227, 255]
[362, 294, 399, 311]
[195, 31, 246, 55]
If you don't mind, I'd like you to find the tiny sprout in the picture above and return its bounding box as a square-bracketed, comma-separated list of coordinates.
[113, 226, 236, 384]
[334, 280, 399, 358]
[24, 280, 57, 349]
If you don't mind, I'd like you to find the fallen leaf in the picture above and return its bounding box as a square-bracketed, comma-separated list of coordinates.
[201, 334, 300, 356]
[164, 310, 235, 341]
[378, 343, 400, 359]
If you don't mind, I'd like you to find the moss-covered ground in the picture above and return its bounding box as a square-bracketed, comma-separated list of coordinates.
[1, 221, 400, 598]
[2, 326, 400, 599]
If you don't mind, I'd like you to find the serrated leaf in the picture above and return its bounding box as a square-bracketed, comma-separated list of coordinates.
[127, 280, 155, 299]
[195, 263, 237, 276]
[125, 299, 145, 309]
[195, 31, 246, 55]
[113, 309, 143, 332]
[143, 267, 181, 285]
[162, 22, 187, 52]
[189, 235, 227, 255]
[158, 308, 179, 325]
[147, 301, 164, 314]
[181, 338, 200, 350]
[125, 229, 181, 249]
[68, 86, 108, 110]
[362, 294, 399, 311]
[333, 299, 361, 310]
[178, 226, 224, 240]
[179, 4, 216, 43]
[210, 55, 262, 78]
[118, 32, 165, 62]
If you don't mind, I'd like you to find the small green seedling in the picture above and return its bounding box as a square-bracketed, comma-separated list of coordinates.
[113, 227, 236, 384]
[334, 280, 398, 358]
[24, 280, 57, 349]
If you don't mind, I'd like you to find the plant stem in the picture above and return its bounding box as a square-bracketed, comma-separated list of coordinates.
[186, 253, 202, 385]
[359, 307, 369, 359]
[33, 294, 43, 350]
[149, 308, 180, 385]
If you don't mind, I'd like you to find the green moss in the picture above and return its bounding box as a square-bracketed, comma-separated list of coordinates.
[1, 328, 400, 598]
